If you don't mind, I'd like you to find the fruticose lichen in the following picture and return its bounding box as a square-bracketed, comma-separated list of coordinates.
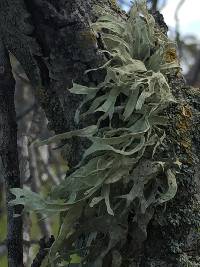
[10, 1, 190, 266]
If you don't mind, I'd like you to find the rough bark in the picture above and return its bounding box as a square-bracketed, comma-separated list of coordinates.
[0, 1, 200, 266]
[131, 78, 200, 267]
[137, 15, 200, 267]
[0, 40, 23, 266]
[23, 0, 107, 166]
[0, 0, 122, 166]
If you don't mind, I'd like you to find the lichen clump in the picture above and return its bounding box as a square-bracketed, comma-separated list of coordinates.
[10, 1, 181, 266]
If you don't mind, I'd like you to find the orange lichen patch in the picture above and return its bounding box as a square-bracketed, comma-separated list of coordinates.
[181, 105, 192, 118]
[164, 48, 177, 63]
[175, 104, 193, 162]
[79, 30, 97, 47]
[180, 139, 192, 149]
[176, 105, 192, 132]
[176, 104, 192, 127]
[109, 0, 118, 7]
[109, 0, 120, 11]
[176, 120, 190, 132]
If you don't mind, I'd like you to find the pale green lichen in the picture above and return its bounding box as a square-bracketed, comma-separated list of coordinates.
[10, 1, 182, 266]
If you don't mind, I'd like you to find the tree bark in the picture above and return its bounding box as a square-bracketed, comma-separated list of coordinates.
[1, 1, 200, 266]
[0, 40, 23, 266]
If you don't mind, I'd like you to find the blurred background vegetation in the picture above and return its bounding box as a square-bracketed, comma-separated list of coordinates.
[0, 0, 200, 265]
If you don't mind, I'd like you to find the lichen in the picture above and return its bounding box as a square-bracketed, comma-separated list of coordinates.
[108, 0, 120, 11]
[175, 104, 193, 162]
[9, 1, 200, 266]
[164, 48, 178, 63]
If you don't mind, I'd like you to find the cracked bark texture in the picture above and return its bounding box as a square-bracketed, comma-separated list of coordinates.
[0, 1, 200, 266]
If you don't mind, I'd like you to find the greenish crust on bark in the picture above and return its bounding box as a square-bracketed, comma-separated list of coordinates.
[138, 83, 200, 267]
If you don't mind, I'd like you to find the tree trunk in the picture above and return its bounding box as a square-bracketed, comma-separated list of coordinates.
[0, 40, 23, 267]
[0, 1, 200, 266]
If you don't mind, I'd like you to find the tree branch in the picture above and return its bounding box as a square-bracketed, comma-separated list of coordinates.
[152, 0, 158, 12]
[31, 236, 55, 267]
